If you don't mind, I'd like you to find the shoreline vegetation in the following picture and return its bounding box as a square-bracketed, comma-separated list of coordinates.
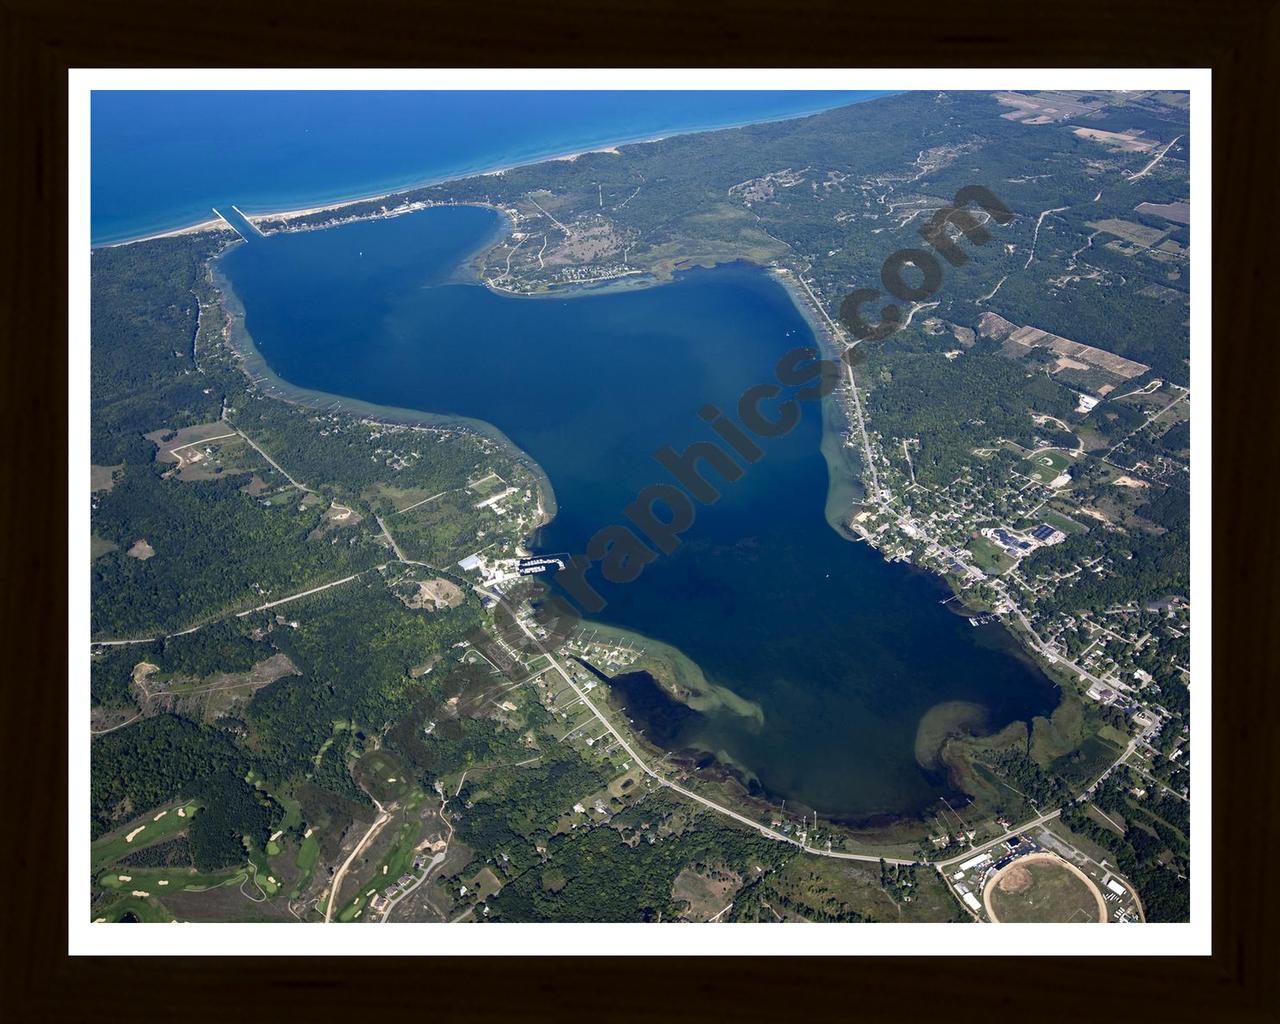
[206, 186, 1020, 838]
[90, 90, 1198, 921]
[210, 212, 1010, 842]
[132, 103, 1068, 847]
[208, 251, 559, 526]
[573, 619, 765, 726]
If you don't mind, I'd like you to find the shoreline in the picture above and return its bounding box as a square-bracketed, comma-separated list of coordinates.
[207, 250, 559, 525]
[767, 268, 872, 535]
[101, 217, 233, 249]
[203, 170, 1054, 845]
[94, 96, 890, 249]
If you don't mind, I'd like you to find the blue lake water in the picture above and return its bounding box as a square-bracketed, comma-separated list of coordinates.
[90, 90, 889, 245]
[220, 204, 1060, 823]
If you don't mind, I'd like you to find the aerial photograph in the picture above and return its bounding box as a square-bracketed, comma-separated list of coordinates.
[84, 83, 1196, 933]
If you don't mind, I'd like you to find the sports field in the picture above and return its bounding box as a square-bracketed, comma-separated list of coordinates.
[984, 853, 1105, 923]
[1022, 449, 1073, 484]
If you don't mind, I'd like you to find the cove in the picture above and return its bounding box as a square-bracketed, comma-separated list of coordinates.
[220, 204, 1059, 822]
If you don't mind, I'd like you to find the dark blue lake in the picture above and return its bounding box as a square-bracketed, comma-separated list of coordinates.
[221, 204, 1058, 822]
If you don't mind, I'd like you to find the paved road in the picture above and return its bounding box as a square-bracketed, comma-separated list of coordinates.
[375, 515, 408, 562]
[225, 419, 312, 492]
[473, 579, 916, 866]
[1129, 135, 1182, 182]
[324, 794, 389, 923]
[235, 570, 369, 617]
[934, 808, 1063, 870]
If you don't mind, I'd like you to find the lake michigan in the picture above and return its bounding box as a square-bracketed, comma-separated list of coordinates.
[91, 90, 890, 245]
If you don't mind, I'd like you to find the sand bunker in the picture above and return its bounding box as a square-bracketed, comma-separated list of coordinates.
[125, 826, 146, 843]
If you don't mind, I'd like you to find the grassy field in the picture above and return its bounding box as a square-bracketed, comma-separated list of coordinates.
[289, 833, 321, 899]
[1041, 507, 1090, 535]
[97, 864, 243, 894]
[986, 855, 1103, 923]
[757, 854, 961, 923]
[1029, 692, 1085, 766]
[1049, 733, 1124, 790]
[353, 749, 416, 805]
[969, 535, 1015, 575]
[671, 865, 741, 921]
[369, 816, 426, 888]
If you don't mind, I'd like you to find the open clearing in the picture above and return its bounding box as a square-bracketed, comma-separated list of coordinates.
[147, 423, 255, 482]
[144, 653, 300, 722]
[985, 852, 1105, 923]
[1006, 324, 1150, 380]
[672, 865, 742, 921]
[401, 577, 465, 611]
[1087, 218, 1168, 249]
[126, 538, 156, 560]
[1071, 127, 1158, 153]
[1135, 201, 1190, 225]
[91, 464, 121, 492]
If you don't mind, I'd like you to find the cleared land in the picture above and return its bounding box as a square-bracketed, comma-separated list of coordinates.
[1006, 325, 1151, 380]
[1071, 127, 1158, 152]
[1135, 201, 1190, 225]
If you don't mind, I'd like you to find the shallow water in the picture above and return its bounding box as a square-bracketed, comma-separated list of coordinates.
[221, 204, 1059, 821]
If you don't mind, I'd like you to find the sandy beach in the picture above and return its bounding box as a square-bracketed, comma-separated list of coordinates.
[250, 143, 631, 226]
[99, 113, 792, 247]
[102, 216, 232, 248]
[99, 98, 856, 250]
